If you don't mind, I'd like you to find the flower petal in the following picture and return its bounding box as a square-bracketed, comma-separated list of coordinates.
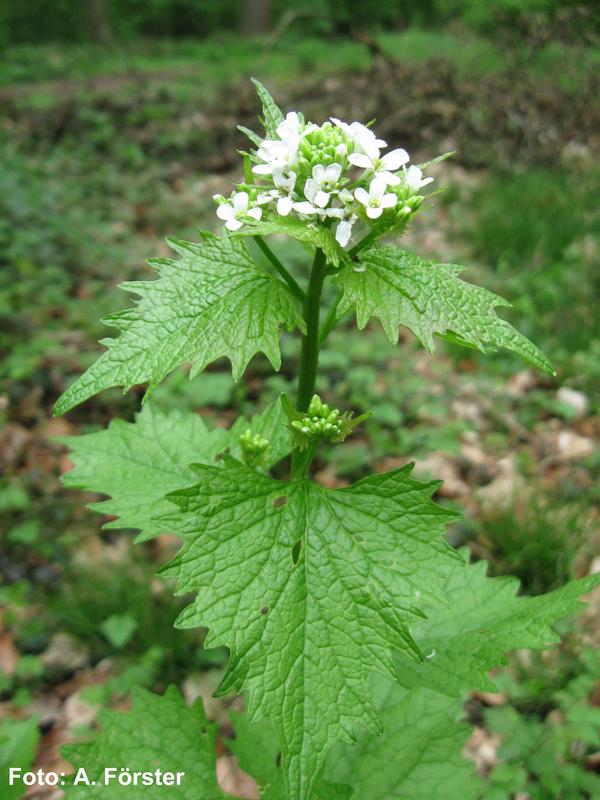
[335, 220, 353, 247]
[354, 187, 370, 205]
[312, 164, 325, 182]
[378, 171, 401, 186]
[366, 206, 383, 219]
[381, 148, 409, 170]
[325, 163, 342, 182]
[314, 190, 330, 208]
[406, 165, 424, 190]
[252, 164, 274, 175]
[293, 201, 318, 215]
[225, 218, 244, 231]
[348, 153, 372, 170]
[381, 194, 397, 209]
[304, 178, 317, 203]
[369, 178, 386, 199]
[246, 207, 262, 221]
[216, 204, 234, 221]
[232, 192, 249, 212]
[277, 196, 293, 216]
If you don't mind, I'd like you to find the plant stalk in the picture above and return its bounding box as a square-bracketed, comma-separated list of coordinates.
[254, 235, 305, 303]
[291, 247, 327, 479]
[296, 247, 327, 412]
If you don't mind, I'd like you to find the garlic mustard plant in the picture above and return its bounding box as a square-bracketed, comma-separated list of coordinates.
[57, 82, 598, 800]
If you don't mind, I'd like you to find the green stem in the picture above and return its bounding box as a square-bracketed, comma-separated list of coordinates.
[291, 247, 327, 480]
[254, 235, 305, 303]
[296, 248, 327, 412]
[292, 442, 318, 480]
[318, 291, 342, 346]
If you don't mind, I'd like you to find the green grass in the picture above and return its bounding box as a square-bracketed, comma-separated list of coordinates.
[2, 27, 597, 90]
[469, 493, 593, 595]
[458, 167, 600, 386]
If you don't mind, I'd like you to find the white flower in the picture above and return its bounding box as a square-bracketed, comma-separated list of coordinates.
[405, 165, 434, 192]
[354, 178, 397, 219]
[303, 163, 342, 209]
[294, 177, 328, 215]
[331, 118, 387, 159]
[216, 192, 262, 231]
[348, 147, 408, 186]
[335, 215, 356, 247]
[294, 179, 345, 219]
[253, 139, 298, 175]
[253, 112, 317, 176]
[276, 111, 303, 142]
[270, 169, 297, 216]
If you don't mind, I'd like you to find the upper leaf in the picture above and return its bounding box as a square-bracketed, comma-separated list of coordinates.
[334, 246, 554, 374]
[55, 234, 300, 414]
[394, 550, 600, 696]
[159, 461, 459, 800]
[238, 217, 346, 267]
[326, 680, 482, 800]
[60, 404, 229, 543]
[62, 686, 228, 799]
[251, 78, 285, 139]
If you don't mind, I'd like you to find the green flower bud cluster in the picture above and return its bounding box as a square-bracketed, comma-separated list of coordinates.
[283, 393, 372, 452]
[239, 429, 269, 467]
[290, 395, 344, 444]
[298, 123, 353, 172]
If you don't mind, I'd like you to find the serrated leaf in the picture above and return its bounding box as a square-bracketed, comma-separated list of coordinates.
[159, 461, 459, 800]
[62, 686, 228, 799]
[252, 78, 284, 138]
[55, 234, 300, 414]
[326, 679, 482, 800]
[60, 404, 229, 543]
[394, 550, 600, 696]
[237, 217, 346, 267]
[335, 246, 554, 374]
[238, 124, 263, 147]
[228, 714, 350, 800]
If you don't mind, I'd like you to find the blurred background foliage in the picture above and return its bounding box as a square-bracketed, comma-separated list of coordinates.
[1, 1, 599, 797]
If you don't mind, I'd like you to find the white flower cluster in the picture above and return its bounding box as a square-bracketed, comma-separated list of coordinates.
[215, 112, 433, 248]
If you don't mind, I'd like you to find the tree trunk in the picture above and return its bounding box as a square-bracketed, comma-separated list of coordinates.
[84, 0, 113, 45]
[240, 0, 271, 36]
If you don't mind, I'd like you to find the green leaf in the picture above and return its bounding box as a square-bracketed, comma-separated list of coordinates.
[159, 461, 459, 800]
[60, 404, 229, 543]
[55, 234, 300, 414]
[0, 717, 40, 800]
[228, 714, 350, 800]
[238, 124, 263, 147]
[326, 679, 482, 800]
[252, 78, 284, 139]
[238, 217, 346, 267]
[394, 550, 600, 696]
[62, 686, 228, 799]
[335, 246, 554, 374]
[100, 614, 138, 649]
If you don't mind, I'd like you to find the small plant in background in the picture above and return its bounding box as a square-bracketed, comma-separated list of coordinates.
[51, 83, 598, 800]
